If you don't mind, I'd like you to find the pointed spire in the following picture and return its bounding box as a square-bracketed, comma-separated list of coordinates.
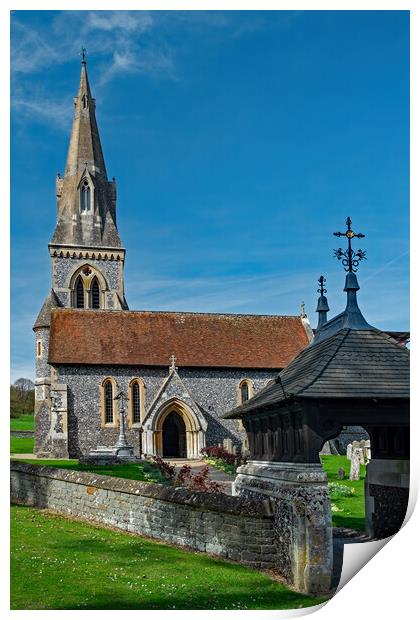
[50, 53, 122, 248]
[315, 275, 329, 333]
[341, 271, 372, 329]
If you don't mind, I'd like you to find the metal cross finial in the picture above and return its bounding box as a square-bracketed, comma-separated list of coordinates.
[300, 301, 307, 318]
[169, 354, 177, 371]
[114, 389, 129, 406]
[81, 47, 87, 64]
[317, 275, 327, 296]
[333, 217, 366, 273]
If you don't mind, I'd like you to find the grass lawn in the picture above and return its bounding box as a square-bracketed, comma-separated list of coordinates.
[205, 457, 236, 476]
[12, 458, 170, 485]
[10, 414, 34, 431]
[10, 505, 325, 610]
[321, 455, 366, 531]
[10, 437, 35, 454]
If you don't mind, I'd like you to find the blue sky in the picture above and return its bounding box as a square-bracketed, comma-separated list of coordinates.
[10, 10, 409, 381]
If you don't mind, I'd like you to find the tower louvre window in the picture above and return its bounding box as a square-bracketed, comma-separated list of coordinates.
[91, 277, 100, 309]
[81, 179, 91, 212]
[104, 381, 114, 423]
[76, 277, 85, 308]
[132, 382, 141, 423]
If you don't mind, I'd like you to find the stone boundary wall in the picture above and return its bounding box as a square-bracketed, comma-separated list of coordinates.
[10, 462, 276, 569]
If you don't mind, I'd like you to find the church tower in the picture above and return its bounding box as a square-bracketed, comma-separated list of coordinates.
[33, 53, 127, 456]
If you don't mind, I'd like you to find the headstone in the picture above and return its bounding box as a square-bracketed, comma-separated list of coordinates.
[349, 447, 363, 481]
[364, 439, 371, 462]
[346, 443, 352, 460]
[338, 467, 345, 480]
[224, 438, 233, 454]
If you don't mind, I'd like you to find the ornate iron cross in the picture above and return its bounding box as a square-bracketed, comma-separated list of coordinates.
[81, 47, 87, 63]
[333, 217, 366, 272]
[318, 275, 327, 295]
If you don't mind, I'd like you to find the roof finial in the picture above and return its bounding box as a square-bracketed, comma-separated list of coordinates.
[317, 275, 327, 296]
[300, 301, 307, 319]
[169, 354, 177, 373]
[315, 275, 330, 337]
[333, 216, 366, 273]
[81, 47, 87, 65]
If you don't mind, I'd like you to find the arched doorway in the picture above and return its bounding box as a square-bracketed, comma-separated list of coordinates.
[162, 411, 187, 457]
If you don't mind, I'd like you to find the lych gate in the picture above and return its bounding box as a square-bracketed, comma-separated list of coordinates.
[224, 218, 410, 594]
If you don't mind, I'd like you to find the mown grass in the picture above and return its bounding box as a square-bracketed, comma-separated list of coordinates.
[10, 414, 34, 431]
[10, 437, 35, 454]
[12, 458, 169, 485]
[10, 505, 325, 610]
[205, 457, 236, 476]
[320, 455, 366, 531]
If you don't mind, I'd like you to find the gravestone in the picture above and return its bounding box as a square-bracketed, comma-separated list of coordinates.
[349, 447, 363, 481]
[338, 467, 345, 480]
[346, 443, 352, 460]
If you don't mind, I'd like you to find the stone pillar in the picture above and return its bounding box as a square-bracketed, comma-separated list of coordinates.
[233, 461, 332, 595]
[365, 458, 410, 539]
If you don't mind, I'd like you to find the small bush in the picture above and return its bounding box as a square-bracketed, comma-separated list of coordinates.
[149, 457, 222, 493]
[201, 445, 236, 465]
[150, 456, 176, 480]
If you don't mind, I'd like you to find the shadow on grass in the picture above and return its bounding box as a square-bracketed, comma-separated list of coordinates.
[52, 582, 325, 610]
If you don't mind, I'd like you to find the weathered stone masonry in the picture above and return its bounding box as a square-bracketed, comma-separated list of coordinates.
[11, 462, 277, 570]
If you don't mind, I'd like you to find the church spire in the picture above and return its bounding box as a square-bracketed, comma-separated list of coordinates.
[51, 51, 121, 248]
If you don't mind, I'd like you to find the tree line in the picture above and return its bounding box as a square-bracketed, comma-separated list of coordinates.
[10, 378, 34, 418]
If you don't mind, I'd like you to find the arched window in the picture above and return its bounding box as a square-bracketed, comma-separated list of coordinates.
[91, 277, 100, 309]
[81, 179, 91, 212]
[238, 379, 253, 405]
[241, 382, 249, 403]
[76, 277, 85, 308]
[132, 382, 141, 423]
[104, 380, 114, 424]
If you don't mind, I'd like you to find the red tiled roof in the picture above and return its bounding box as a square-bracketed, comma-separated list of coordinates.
[48, 309, 311, 369]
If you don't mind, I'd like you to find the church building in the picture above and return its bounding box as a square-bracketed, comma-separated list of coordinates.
[33, 56, 314, 460]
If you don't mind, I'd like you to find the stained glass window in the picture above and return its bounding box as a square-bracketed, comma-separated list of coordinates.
[105, 381, 113, 423]
[132, 382, 141, 423]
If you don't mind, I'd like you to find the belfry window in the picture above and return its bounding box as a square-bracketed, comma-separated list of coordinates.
[91, 277, 100, 309]
[104, 381, 114, 423]
[76, 277, 85, 308]
[132, 382, 141, 423]
[81, 179, 91, 212]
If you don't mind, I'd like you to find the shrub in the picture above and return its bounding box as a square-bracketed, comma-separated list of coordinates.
[150, 456, 176, 480]
[201, 445, 236, 465]
[149, 457, 222, 493]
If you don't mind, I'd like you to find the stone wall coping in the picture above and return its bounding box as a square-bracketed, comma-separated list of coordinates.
[10, 461, 273, 518]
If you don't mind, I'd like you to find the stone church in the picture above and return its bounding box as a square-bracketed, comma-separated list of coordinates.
[33, 56, 316, 460]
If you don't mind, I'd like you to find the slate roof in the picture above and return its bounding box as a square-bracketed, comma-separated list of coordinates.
[47, 308, 311, 369]
[224, 327, 410, 418]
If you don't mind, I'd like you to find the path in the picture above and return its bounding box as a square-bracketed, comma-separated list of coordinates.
[332, 527, 371, 589]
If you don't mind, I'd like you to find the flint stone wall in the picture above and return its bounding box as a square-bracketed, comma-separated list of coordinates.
[53, 365, 275, 458]
[10, 461, 276, 569]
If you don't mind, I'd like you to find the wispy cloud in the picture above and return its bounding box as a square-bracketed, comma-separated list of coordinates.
[10, 10, 296, 128]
